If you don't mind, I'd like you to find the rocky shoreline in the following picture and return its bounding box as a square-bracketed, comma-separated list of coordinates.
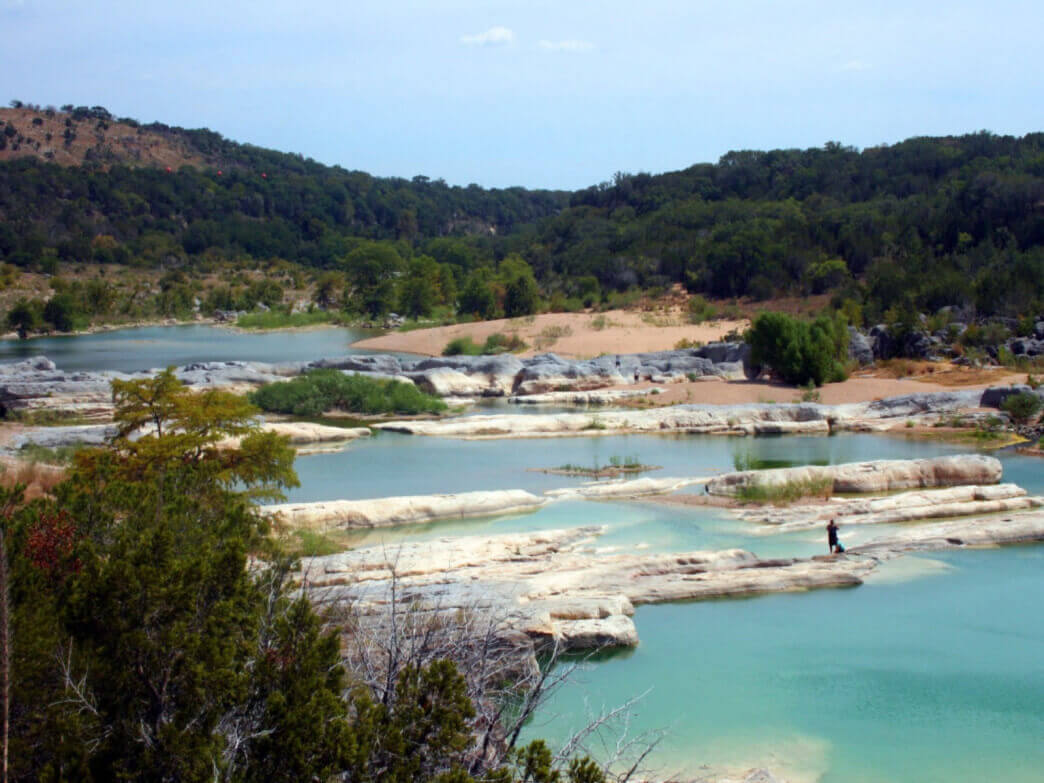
[284, 456, 1044, 674]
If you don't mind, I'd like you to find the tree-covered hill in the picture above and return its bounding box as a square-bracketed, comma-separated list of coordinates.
[1, 101, 1043, 323]
[502, 133, 1044, 320]
[0, 104, 569, 270]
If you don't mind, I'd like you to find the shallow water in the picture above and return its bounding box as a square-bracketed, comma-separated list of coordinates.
[289, 431, 1044, 781]
[526, 547, 1044, 783]
[0, 323, 382, 372]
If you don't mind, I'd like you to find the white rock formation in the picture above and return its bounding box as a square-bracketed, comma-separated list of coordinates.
[508, 388, 665, 405]
[545, 476, 709, 500]
[264, 489, 548, 530]
[706, 455, 1002, 496]
[737, 484, 1042, 530]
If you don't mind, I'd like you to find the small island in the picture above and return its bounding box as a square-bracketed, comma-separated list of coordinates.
[532, 455, 660, 479]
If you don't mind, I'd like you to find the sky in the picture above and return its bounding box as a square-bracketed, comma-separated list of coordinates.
[2, 0, 1043, 190]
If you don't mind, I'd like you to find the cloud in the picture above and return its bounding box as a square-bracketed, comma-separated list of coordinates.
[537, 39, 594, 52]
[459, 26, 514, 47]
[840, 60, 872, 71]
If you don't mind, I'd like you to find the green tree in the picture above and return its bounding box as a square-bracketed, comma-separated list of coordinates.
[459, 270, 498, 320]
[500, 257, 540, 318]
[341, 241, 404, 317]
[314, 270, 345, 309]
[1001, 392, 1042, 425]
[399, 255, 441, 318]
[43, 291, 82, 332]
[6, 297, 43, 339]
[747, 311, 848, 387]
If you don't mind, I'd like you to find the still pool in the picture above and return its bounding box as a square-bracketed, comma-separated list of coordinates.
[0, 323, 382, 372]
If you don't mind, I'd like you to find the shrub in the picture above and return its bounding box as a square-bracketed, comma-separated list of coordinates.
[687, 295, 718, 324]
[1001, 392, 1042, 425]
[250, 370, 447, 417]
[747, 311, 849, 387]
[482, 332, 527, 354]
[442, 336, 482, 356]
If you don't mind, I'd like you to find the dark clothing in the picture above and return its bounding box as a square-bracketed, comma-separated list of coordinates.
[827, 522, 839, 552]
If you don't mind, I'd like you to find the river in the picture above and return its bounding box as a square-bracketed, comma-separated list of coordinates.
[3, 325, 1041, 782]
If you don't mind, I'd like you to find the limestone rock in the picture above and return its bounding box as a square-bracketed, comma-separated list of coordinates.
[264, 489, 548, 529]
[847, 327, 875, 365]
[545, 476, 708, 500]
[737, 484, 1039, 530]
[706, 455, 1002, 497]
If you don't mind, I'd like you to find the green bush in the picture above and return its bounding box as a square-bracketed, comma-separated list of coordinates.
[687, 295, 718, 324]
[236, 309, 337, 329]
[1000, 391, 1042, 425]
[443, 333, 527, 356]
[482, 332, 527, 354]
[443, 336, 483, 356]
[250, 370, 446, 417]
[747, 311, 849, 387]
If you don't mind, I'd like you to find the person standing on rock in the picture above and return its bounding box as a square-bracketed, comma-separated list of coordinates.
[827, 518, 843, 554]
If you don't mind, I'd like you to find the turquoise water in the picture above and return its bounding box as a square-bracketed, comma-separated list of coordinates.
[527, 548, 1044, 783]
[0, 324, 381, 372]
[288, 432, 1044, 781]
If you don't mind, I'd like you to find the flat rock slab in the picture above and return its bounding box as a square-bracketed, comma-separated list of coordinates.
[737, 484, 1040, 530]
[707, 455, 1002, 496]
[300, 504, 1044, 656]
[545, 476, 709, 500]
[265, 489, 547, 530]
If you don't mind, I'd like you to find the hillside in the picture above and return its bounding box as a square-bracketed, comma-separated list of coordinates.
[0, 105, 209, 169]
[0, 103, 1042, 331]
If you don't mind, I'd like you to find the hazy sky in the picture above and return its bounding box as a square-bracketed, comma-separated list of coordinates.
[2, 0, 1043, 189]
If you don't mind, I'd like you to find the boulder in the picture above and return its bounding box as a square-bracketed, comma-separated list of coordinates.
[847, 327, 874, 365]
[980, 385, 1032, 408]
[406, 367, 492, 397]
[1010, 338, 1044, 357]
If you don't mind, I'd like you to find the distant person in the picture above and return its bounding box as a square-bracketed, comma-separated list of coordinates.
[826, 518, 843, 554]
[633, 368, 640, 384]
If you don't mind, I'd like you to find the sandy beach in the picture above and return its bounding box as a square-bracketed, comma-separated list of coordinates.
[352, 308, 748, 358]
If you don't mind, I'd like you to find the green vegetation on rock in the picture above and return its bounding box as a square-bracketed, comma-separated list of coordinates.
[249, 369, 447, 417]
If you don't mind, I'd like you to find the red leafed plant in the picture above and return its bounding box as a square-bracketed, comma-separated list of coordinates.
[25, 510, 82, 578]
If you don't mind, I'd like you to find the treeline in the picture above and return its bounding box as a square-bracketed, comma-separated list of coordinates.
[2, 106, 1044, 324]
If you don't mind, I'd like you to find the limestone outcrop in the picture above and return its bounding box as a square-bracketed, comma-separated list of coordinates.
[545, 476, 708, 500]
[301, 504, 1044, 658]
[706, 455, 1002, 496]
[850, 509, 1044, 555]
[301, 526, 873, 655]
[736, 484, 1041, 530]
[508, 388, 664, 405]
[264, 489, 548, 529]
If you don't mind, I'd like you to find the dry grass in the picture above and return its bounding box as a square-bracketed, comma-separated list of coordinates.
[870, 360, 1014, 387]
[0, 457, 67, 501]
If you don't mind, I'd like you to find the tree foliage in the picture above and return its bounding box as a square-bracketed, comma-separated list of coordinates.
[0, 370, 617, 781]
[747, 311, 849, 387]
